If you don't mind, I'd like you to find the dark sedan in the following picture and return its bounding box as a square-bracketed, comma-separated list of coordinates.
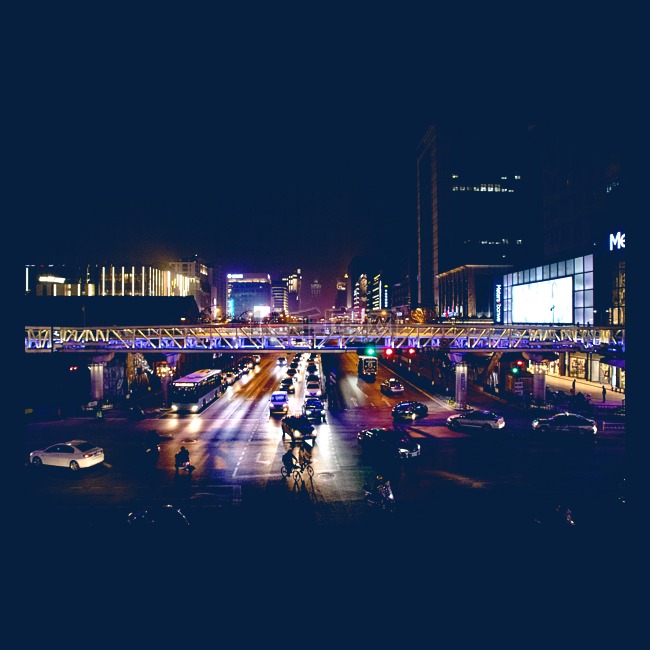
[531, 412, 597, 440]
[279, 377, 295, 393]
[357, 427, 421, 460]
[391, 400, 429, 422]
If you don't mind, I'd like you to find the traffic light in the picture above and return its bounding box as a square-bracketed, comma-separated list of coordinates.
[407, 347, 416, 356]
[364, 345, 376, 356]
[511, 359, 525, 374]
[385, 347, 394, 358]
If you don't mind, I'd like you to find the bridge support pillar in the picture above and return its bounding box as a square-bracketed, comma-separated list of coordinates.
[87, 354, 114, 403]
[89, 362, 105, 402]
[455, 362, 468, 410]
[533, 366, 547, 403]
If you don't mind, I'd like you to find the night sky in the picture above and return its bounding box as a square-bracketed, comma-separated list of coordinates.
[16, 7, 611, 310]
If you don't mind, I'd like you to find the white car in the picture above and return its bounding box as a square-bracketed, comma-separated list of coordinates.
[380, 378, 405, 395]
[223, 371, 237, 385]
[29, 439, 105, 471]
[446, 410, 506, 432]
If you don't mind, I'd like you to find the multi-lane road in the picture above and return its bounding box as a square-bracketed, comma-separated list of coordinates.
[23, 352, 626, 545]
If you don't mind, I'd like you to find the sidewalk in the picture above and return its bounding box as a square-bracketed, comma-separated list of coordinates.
[543, 374, 625, 406]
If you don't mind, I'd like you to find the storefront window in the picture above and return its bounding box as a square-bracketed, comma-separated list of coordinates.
[569, 356, 586, 379]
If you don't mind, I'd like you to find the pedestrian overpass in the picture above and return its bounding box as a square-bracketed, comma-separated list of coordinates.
[24, 322, 625, 354]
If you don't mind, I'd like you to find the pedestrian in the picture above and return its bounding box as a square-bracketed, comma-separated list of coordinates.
[602, 385, 607, 402]
[572, 379, 576, 392]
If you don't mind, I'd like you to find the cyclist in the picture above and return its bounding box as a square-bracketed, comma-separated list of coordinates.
[282, 448, 298, 476]
[298, 442, 312, 468]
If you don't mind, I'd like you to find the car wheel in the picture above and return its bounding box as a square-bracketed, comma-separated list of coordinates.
[31, 457, 42, 467]
[69, 460, 80, 471]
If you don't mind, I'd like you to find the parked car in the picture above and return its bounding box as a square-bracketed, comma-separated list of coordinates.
[29, 439, 105, 471]
[357, 427, 421, 460]
[280, 377, 296, 393]
[531, 412, 597, 439]
[380, 378, 405, 395]
[302, 397, 326, 422]
[391, 400, 428, 422]
[446, 409, 506, 432]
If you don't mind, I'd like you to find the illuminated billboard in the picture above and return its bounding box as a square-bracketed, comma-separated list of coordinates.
[253, 305, 271, 320]
[511, 276, 573, 324]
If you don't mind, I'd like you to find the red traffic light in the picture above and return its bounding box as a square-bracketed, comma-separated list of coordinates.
[516, 360, 525, 367]
[385, 348, 394, 357]
[408, 348, 416, 356]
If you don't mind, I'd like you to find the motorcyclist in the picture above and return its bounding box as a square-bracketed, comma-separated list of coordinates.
[371, 475, 389, 503]
[282, 448, 298, 475]
[175, 445, 190, 473]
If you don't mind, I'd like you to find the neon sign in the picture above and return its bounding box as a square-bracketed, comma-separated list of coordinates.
[609, 231, 625, 251]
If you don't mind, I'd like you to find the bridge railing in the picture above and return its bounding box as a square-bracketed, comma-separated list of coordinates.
[24, 323, 625, 353]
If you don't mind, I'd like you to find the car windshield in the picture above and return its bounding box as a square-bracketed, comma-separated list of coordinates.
[305, 399, 321, 407]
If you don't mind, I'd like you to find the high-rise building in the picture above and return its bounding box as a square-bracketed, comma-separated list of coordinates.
[335, 275, 348, 310]
[271, 279, 289, 315]
[534, 124, 625, 326]
[169, 255, 214, 316]
[283, 269, 302, 314]
[226, 272, 273, 321]
[308, 278, 322, 305]
[416, 125, 538, 314]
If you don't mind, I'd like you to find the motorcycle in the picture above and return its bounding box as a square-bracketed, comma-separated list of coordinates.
[175, 452, 195, 474]
[363, 481, 396, 512]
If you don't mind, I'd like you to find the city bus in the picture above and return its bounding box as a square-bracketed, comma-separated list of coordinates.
[170, 369, 225, 413]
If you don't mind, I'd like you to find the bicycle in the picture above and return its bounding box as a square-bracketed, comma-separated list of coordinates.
[299, 459, 314, 478]
[280, 460, 313, 480]
[281, 464, 303, 482]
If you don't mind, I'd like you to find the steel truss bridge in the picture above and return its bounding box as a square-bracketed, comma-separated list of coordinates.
[25, 322, 625, 355]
